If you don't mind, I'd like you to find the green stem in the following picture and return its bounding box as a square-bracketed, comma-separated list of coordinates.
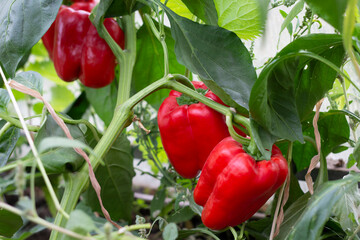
[117, 14, 137, 106]
[229, 226, 238, 240]
[58, 114, 100, 142]
[0, 112, 39, 132]
[143, 14, 169, 77]
[339, 75, 357, 141]
[239, 223, 246, 239]
[0, 202, 94, 240]
[0, 121, 11, 138]
[225, 115, 250, 145]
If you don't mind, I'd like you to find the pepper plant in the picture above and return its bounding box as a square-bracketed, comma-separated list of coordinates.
[0, 0, 360, 239]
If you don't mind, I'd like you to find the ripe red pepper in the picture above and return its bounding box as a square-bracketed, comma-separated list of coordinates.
[42, 1, 125, 88]
[157, 81, 245, 179]
[193, 137, 288, 230]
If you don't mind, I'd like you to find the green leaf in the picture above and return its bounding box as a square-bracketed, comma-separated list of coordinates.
[84, 133, 135, 222]
[214, 0, 267, 40]
[0, 0, 62, 77]
[38, 137, 95, 156]
[304, 0, 348, 31]
[34, 115, 86, 174]
[163, 223, 178, 240]
[162, 0, 194, 20]
[25, 59, 67, 86]
[50, 85, 75, 112]
[132, 25, 185, 109]
[167, 206, 195, 223]
[250, 34, 344, 142]
[62, 210, 97, 240]
[189, 193, 203, 216]
[0, 120, 20, 167]
[279, 0, 304, 36]
[279, 10, 293, 37]
[0, 89, 10, 113]
[105, 0, 144, 17]
[333, 182, 360, 235]
[282, 173, 360, 240]
[150, 187, 166, 218]
[65, 92, 90, 120]
[85, 81, 117, 126]
[181, 0, 218, 25]
[162, 2, 256, 114]
[13, 71, 44, 95]
[348, 138, 360, 169]
[0, 208, 23, 238]
[250, 118, 277, 160]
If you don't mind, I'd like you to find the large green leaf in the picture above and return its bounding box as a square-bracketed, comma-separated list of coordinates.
[249, 34, 344, 142]
[13, 71, 44, 95]
[281, 173, 360, 240]
[181, 0, 218, 25]
[85, 81, 117, 126]
[305, 0, 348, 31]
[0, 209, 23, 238]
[0, 0, 62, 77]
[132, 25, 185, 109]
[278, 111, 350, 171]
[162, 2, 256, 114]
[214, 0, 268, 40]
[333, 183, 360, 235]
[34, 115, 86, 174]
[84, 133, 135, 222]
[0, 120, 20, 167]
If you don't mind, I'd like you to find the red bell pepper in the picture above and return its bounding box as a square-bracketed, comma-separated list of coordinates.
[193, 136, 288, 230]
[42, 0, 124, 88]
[157, 81, 245, 179]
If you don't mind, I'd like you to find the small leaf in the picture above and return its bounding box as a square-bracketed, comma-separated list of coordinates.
[348, 138, 360, 169]
[38, 137, 95, 156]
[0, 120, 20, 167]
[167, 206, 195, 223]
[0, 89, 10, 113]
[189, 193, 203, 216]
[162, 2, 256, 114]
[85, 82, 117, 126]
[214, 0, 267, 40]
[0, 0, 62, 77]
[150, 188, 166, 218]
[163, 223, 178, 240]
[279, 0, 304, 36]
[0, 208, 23, 238]
[250, 118, 277, 160]
[13, 71, 44, 95]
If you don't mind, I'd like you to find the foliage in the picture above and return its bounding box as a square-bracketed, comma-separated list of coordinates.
[0, 0, 359, 239]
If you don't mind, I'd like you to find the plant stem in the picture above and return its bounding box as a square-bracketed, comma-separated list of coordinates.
[117, 14, 137, 106]
[229, 226, 238, 240]
[0, 112, 39, 132]
[0, 202, 94, 240]
[58, 114, 100, 141]
[0, 121, 11, 138]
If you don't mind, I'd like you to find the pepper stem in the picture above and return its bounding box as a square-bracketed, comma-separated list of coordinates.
[225, 115, 250, 146]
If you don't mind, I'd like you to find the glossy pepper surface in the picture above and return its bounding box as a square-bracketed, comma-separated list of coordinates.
[193, 137, 288, 230]
[157, 81, 245, 179]
[42, 0, 125, 88]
